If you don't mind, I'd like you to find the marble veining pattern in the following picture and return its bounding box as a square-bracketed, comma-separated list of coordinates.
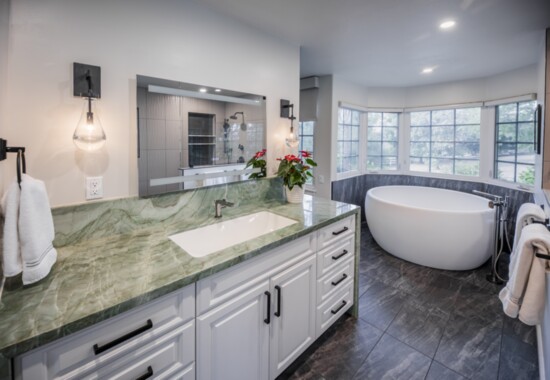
[0, 178, 359, 360]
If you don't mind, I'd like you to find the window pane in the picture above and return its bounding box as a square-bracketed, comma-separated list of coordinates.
[383, 113, 398, 126]
[338, 108, 344, 124]
[410, 127, 430, 141]
[352, 110, 360, 125]
[496, 162, 515, 182]
[382, 156, 398, 170]
[382, 142, 397, 156]
[351, 141, 359, 157]
[455, 160, 479, 176]
[368, 112, 382, 126]
[337, 142, 344, 159]
[431, 142, 454, 158]
[301, 121, 314, 135]
[432, 110, 454, 125]
[431, 158, 453, 174]
[301, 137, 314, 152]
[517, 144, 534, 164]
[456, 108, 481, 124]
[497, 124, 516, 142]
[368, 127, 382, 141]
[517, 122, 535, 143]
[383, 126, 398, 141]
[343, 109, 352, 124]
[517, 164, 535, 185]
[352, 126, 359, 140]
[410, 142, 430, 157]
[349, 156, 358, 171]
[518, 102, 535, 122]
[456, 125, 480, 142]
[455, 142, 479, 158]
[498, 103, 517, 122]
[337, 125, 344, 141]
[367, 156, 381, 170]
[337, 108, 360, 174]
[367, 141, 381, 156]
[411, 111, 430, 126]
[410, 157, 429, 172]
[497, 143, 516, 159]
[432, 126, 454, 142]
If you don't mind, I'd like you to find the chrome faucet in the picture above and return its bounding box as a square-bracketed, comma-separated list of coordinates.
[215, 199, 234, 218]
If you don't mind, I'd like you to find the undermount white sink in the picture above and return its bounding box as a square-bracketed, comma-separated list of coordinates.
[169, 211, 298, 258]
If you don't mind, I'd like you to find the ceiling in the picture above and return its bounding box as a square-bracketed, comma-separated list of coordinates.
[199, 0, 550, 87]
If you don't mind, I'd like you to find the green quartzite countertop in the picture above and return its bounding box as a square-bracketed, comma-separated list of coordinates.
[0, 185, 359, 361]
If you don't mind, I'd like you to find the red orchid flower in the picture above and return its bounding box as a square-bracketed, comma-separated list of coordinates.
[300, 151, 311, 158]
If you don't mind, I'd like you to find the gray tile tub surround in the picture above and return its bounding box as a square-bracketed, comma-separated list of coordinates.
[332, 173, 533, 239]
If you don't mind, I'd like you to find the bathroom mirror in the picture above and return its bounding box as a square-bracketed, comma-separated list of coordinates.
[137, 75, 266, 196]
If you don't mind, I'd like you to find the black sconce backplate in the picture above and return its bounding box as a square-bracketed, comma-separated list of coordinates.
[280, 99, 291, 118]
[73, 62, 101, 98]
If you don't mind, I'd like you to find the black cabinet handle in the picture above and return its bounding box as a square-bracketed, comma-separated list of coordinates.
[332, 249, 349, 261]
[136, 366, 153, 380]
[264, 291, 271, 324]
[93, 319, 153, 355]
[275, 285, 281, 317]
[331, 300, 347, 315]
[331, 273, 348, 286]
[332, 227, 349, 236]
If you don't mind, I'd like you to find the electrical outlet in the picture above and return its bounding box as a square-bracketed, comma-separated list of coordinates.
[86, 176, 103, 200]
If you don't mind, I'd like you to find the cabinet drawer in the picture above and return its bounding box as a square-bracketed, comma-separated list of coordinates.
[317, 216, 355, 251]
[317, 236, 354, 278]
[316, 257, 354, 305]
[16, 284, 195, 380]
[80, 320, 195, 380]
[316, 282, 354, 338]
[197, 232, 316, 315]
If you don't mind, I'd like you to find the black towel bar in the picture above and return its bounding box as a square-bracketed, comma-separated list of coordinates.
[0, 138, 27, 187]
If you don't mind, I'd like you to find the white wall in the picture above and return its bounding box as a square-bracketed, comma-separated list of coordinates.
[314, 75, 333, 199]
[3, 0, 299, 206]
[0, 0, 9, 192]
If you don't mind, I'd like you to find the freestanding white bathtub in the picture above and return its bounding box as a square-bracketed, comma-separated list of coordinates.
[365, 186, 495, 271]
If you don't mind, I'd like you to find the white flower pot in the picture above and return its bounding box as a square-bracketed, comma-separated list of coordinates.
[285, 186, 304, 203]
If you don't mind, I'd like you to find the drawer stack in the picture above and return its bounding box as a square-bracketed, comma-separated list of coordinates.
[16, 284, 196, 380]
[315, 216, 356, 337]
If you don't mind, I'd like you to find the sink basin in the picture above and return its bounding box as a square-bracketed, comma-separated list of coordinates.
[169, 211, 298, 258]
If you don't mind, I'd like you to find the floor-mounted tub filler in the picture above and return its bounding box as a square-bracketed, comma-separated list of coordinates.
[365, 185, 495, 270]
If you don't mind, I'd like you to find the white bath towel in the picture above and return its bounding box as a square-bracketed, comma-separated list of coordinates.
[1, 179, 23, 277]
[499, 223, 550, 325]
[513, 203, 547, 252]
[18, 174, 57, 285]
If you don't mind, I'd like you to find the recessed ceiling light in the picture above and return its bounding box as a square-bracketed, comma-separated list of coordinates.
[215, 89, 221, 92]
[199, 88, 207, 93]
[439, 20, 456, 30]
[422, 67, 434, 74]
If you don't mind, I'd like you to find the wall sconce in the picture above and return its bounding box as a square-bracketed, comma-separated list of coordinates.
[280, 99, 299, 148]
[73, 62, 106, 151]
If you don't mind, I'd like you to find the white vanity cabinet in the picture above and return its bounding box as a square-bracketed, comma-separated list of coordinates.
[196, 233, 318, 380]
[15, 284, 196, 380]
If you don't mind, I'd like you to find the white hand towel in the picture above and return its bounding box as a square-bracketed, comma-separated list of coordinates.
[513, 203, 547, 252]
[1, 180, 23, 277]
[18, 174, 57, 285]
[499, 223, 550, 325]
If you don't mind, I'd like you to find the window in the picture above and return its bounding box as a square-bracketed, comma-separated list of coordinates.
[367, 112, 399, 170]
[409, 107, 480, 176]
[299, 121, 315, 184]
[495, 101, 536, 185]
[337, 108, 360, 174]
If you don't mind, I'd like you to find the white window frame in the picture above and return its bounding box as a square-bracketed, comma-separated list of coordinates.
[365, 111, 401, 173]
[298, 120, 316, 190]
[335, 107, 364, 180]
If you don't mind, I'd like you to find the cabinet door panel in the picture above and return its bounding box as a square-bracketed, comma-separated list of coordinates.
[197, 280, 270, 380]
[270, 255, 316, 379]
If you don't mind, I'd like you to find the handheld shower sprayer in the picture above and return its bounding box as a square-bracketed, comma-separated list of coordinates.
[230, 112, 247, 131]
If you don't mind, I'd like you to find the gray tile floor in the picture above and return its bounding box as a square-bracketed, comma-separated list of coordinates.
[278, 223, 539, 380]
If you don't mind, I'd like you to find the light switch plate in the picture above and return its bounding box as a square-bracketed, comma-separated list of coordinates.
[86, 176, 103, 200]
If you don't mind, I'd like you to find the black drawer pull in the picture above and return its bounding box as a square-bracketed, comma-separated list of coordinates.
[136, 366, 153, 380]
[93, 319, 153, 355]
[264, 291, 271, 324]
[331, 273, 348, 286]
[332, 227, 349, 236]
[332, 249, 349, 261]
[331, 300, 347, 315]
[275, 285, 281, 317]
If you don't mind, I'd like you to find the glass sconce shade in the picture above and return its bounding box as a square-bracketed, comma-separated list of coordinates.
[285, 123, 299, 148]
[73, 98, 106, 151]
